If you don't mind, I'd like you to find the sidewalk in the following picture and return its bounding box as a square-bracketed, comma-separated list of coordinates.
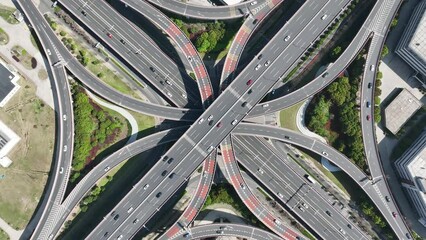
[0, 217, 22, 240]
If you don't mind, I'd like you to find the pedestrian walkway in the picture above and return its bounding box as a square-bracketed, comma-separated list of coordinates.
[0, 217, 23, 240]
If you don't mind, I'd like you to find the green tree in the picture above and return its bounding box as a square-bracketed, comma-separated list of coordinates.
[381, 45, 389, 58]
[327, 77, 350, 106]
[60, 31, 67, 36]
[330, 46, 342, 60]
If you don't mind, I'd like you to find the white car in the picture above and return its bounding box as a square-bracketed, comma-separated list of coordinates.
[46, 49, 51, 56]
[198, 118, 205, 124]
[262, 103, 269, 108]
[322, 151, 328, 156]
[231, 119, 238, 125]
[207, 115, 213, 121]
[143, 184, 149, 190]
[301, 202, 308, 209]
[277, 192, 284, 198]
[284, 36, 290, 41]
[274, 219, 281, 225]
[104, 166, 110, 172]
[240, 183, 246, 189]
[250, 1, 257, 5]
[298, 205, 305, 212]
[127, 207, 134, 213]
[63, 114, 67, 121]
[165, 80, 172, 85]
[63, 145, 67, 152]
[207, 146, 214, 152]
[59, 167, 64, 174]
[181, 93, 187, 98]
[255, 64, 261, 70]
[264, 60, 270, 67]
[167, 92, 172, 97]
[321, 14, 328, 20]
[370, 65, 375, 71]
[258, 168, 264, 174]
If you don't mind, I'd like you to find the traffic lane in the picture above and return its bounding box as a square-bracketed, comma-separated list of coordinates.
[181, 223, 283, 240]
[234, 124, 368, 182]
[234, 136, 357, 240]
[61, 0, 194, 107]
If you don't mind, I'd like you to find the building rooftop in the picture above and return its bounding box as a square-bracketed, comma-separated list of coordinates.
[0, 63, 15, 103]
[396, 0, 426, 87]
[384, 89, 423, 135]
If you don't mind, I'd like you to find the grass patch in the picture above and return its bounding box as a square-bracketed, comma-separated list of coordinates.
[38, 69, 48, 80]
[279, 101, 304, 132]
[0, 27, 9, 45]
[10, 45, 37, 70]
[128, 110, 155, 137]
[0, 79, 54, 229]
[0, 228, 8, 240]
[0, 4, 19, 24]
[300, 229, 316, 240]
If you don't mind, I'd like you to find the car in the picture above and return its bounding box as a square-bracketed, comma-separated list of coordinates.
[208, 146, 214, 152]
[46, 49, 51, 56]
[120, 39, 125, 44]
[284, 136, 291, 140]
[325, 210, 332, 216]
[246, 79, 253, 85]
[104, 232, 109, 237]
[198, 118, 205, 124]
[107, 33, 112, 38]
[143, 184, 149, 190]
[322, 151, 328, 156]
[114, 214, 119, 220]
[63, 114, 67, 121]
[208, 115, 214, 121]
[162, 156, 169, 162]
[322, 72, 329, 78]
[150, 66, 155, 72]
[208, 120, 214, 126]
[368, 82, 372, 89]
[277, 192, 284, 198]
[366, 101, 370, 108]
[111, 211, 116, 216]
[258, 54, 263, 60]
[167, 158, 174, 164]
[117, 235, 123, 240]
[339, 228, 345, 235]
[217, 230, 224, 234]
[274, 219, 281, 224]
[264, 60, 271, 66]
[81, 10, 87, 16]
[370, 65, 375, 71]
[271, 89, 276, 95]
[392, 212, 397, 218]
[347, 224, 352, 229]
[167, 92, 172, 97]
[262, 103, 269, 108]
[165, 80, 172, 85]
[216, 122, 222, 128]
[252, 19, 258, 24]
[183, 233, 190, 238]
[169, 173, 175, 179]
[181, 93, 187, 98]
[231, 119, 238, 125]
[298, 205, 305, 212]
[156, 192, 162, 198]
[240, 183, 246, 189]
[255, 64, 261, 70]
[385, 196, 390, 202]
[188, 56, 192, 62]
[258, 168, 264, 174]
[321, 14, 328, 20]
[161, 170, 168, 176]
[127, 207, 134, 213]
[248, 89, 253, 94]
[104, 166, 111, 172]
[59, 167, 64, 174]
[284, 36, 291, 41]
[242, 102, 248, 107]
[406, 233, 411, 239]
[203, 170, 208, 177]
[250, 1, 257, 5]
[220, 226, 227, 230]
[63, 145, 67, 152]
[301, 202, 308, 209]
[133, 218, 139, 224]
[366, 115, 370, 121]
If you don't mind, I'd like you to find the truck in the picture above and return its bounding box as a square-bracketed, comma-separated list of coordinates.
[305, 174, 317, 184]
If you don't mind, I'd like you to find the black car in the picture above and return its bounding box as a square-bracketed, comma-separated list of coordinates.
[368, 82, 372, 88]
[162, 156, 168, 162]
[253, 19, 258, 24]
[113, 214, 119, 220]
[161, 170, 168, 176]
[322, 72, 329, 78]
[156, 192, 162, 198]
[385, 196, 390, 202]
[169, 173, 175, 179]
[167, 158, 174, 164]
[150, 66, 155, 72]
[242, 102, 248, 107]
[325, 210, 331, 216]
[81, 10, 87, 16]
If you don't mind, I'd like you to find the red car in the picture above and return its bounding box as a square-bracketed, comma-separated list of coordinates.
[246, 79, 253, 86]
[366, 115, 370, 121]
[216, 122, 222, 128]
[392, 212, 397, 218]
[107, 33, 113, 38]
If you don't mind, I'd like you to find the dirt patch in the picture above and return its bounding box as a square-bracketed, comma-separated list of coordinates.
[0, 78, 54, 229]
[37, 69, 48, 80]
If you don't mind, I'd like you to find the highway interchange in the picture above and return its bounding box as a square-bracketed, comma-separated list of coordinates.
[14, 0, 413, 239]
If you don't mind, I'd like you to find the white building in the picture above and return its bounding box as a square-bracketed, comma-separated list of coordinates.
[395, 129, 426, 227]
[0, 120, 20, 167]
[0, 61, 20, 107]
